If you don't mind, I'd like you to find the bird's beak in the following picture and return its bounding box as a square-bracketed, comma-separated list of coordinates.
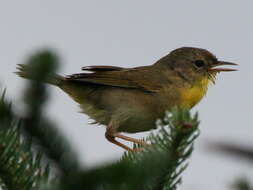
[208, 61, 238, 72]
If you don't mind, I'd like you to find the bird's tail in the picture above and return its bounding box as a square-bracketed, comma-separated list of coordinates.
[16, 64, 64, 86]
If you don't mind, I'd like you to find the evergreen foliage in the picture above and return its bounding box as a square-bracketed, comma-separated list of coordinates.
[0, 92, 50, 190]
[233, 178, 253, 190]
[18, 51, 79, 176]
[57, 108, 199, 190]
[121, 109, 199, 190]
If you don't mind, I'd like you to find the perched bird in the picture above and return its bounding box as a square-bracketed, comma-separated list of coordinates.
[16, 47, 237, 151]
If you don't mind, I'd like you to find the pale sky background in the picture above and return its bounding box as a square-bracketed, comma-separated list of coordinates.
[0, 1, 252, 189]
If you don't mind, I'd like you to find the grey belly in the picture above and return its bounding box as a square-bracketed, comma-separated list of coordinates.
[117, 115, 158, 133]
[60, 83, 166, 133]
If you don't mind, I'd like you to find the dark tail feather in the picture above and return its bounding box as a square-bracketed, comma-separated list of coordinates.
[15, 64, 64, 86]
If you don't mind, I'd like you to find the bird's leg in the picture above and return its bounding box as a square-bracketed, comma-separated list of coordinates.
[105, 123, 148, 152]
[105, 129, 134, 152]
[114, 134, 147, 146]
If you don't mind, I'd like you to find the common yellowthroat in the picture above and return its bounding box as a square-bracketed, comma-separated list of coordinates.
[16, 47, 237, 151]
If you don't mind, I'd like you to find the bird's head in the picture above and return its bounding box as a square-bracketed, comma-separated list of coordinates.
[156, 47, 237, 84]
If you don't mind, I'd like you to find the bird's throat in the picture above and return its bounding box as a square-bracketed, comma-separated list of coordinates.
[179, 77, 210, 108]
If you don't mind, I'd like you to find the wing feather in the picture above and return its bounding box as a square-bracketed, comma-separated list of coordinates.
[66, 65, 163, 92]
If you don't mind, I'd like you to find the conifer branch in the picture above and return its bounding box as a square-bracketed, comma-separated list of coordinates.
[19, 51, 79, 176]
[0, 92, 50, 190]
[233, 178, 253, 190]
[122, 108, 200, 190]
[56, 108, 199, 190]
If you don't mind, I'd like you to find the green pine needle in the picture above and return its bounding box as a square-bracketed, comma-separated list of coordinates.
[59, 108, 200, 190]
[0, 90, 52, 189]
[0, 121, 51, 190]
[122, 107, 200, 190]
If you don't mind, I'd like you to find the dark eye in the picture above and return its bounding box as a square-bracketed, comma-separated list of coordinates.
[194, 60, 205, 68]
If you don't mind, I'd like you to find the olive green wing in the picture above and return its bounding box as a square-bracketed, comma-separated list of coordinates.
[65, 65, 162, 92]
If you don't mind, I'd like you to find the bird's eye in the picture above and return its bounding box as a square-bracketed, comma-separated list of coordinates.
[193, 60, 205, 68]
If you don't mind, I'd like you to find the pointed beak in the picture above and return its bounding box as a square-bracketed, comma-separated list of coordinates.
[208, 61, 238, 72]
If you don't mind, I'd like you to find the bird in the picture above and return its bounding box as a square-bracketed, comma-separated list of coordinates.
[16, 47, 237, 152]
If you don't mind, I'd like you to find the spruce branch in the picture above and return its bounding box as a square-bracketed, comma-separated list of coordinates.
[0, 91, 50, 190]
[122, 108, 200, 190]
[233, 178, 253, 190]
[56, 108, 199, 190]
[0, 89, 13, 129]
[19, 50, 79, 176]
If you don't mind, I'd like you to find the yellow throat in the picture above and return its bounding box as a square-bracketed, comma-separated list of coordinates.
[179, 77, 210, 108]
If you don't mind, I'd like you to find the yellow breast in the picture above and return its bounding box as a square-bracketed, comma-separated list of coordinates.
[179, 77, 210, 108]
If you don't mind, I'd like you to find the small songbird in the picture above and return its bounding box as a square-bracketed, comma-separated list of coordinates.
[16, 47, 237, 151]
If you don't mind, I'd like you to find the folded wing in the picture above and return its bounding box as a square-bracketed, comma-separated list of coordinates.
[65, 65, 162, 92]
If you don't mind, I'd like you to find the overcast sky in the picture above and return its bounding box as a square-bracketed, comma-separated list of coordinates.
[0, 1, 253, 189]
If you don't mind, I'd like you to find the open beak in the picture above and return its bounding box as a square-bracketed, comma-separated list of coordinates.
[208, 61, 238, 72]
